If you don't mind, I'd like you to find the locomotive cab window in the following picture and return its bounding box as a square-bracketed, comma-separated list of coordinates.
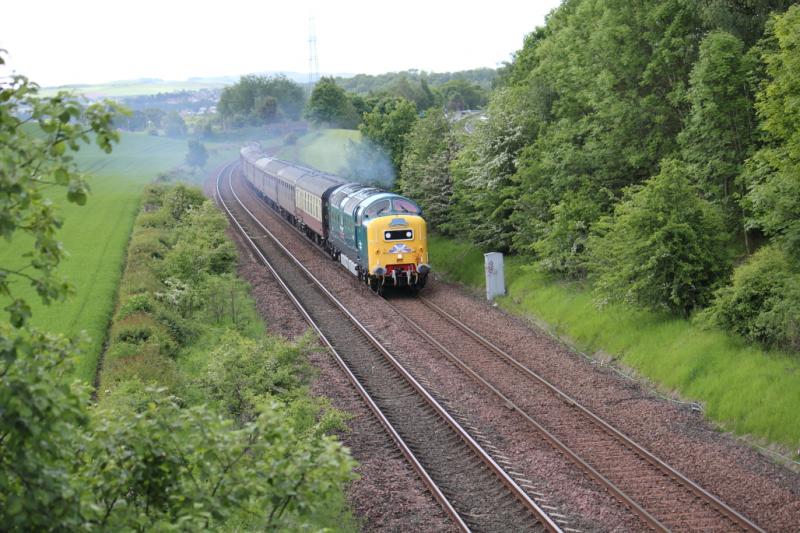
[364, 199, 391, 219]
[393, 198, 420, 214]
[384, 229, 413, 241]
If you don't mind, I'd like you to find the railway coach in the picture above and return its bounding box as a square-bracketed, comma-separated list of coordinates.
[240, 145, 430, 292]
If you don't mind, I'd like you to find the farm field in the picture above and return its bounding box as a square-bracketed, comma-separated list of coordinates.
[39, 79, 229, 98]
[428, 235, 800, 455]
[0, 132, 243, 382]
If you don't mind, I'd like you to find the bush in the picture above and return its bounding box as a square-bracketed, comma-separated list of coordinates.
[118, 293, 154, 319]
[589, 160, 731, 316]
[201, 330, 315, 422]
[700, 244, 800, 350]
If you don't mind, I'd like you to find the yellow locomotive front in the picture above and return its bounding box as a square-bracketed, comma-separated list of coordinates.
[364, 214, 430, 289]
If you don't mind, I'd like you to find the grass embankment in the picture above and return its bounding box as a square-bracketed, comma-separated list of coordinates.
[277, 128, 361, 174]
[429, 235, 800, 452]
[0, 132, 258, 383]
[96, 183, 357, 529]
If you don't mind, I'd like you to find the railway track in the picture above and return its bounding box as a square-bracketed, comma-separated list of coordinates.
[386, 295, 766, 533]
[215, 163, 565, 532]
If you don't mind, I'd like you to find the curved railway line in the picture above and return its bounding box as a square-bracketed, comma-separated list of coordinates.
[215, 162, 565, 532]
[219, 160, 771, 532]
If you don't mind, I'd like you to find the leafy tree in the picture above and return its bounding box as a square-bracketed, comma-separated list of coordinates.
[82, 389, 356, 530]
[399, 108, 460, 230]
[438, 79, 487, 111]
[678, 30, 757, 234]
[746, 5, 800, 258]
[358, 97, 418, 171]
[0, 55, 121, 326]
[589, 159, 730, 316]
[0, 325, 90, 530]
[305, 77, 359, 128]
[218, 75, 304, 127]
[450, 85, 542, 251]
[185, 138, 209, 170]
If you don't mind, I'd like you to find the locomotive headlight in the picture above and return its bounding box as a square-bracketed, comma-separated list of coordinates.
[397, 254, 403, 260]
[385, 232, 391, 239]
[406, 231, 412, 238]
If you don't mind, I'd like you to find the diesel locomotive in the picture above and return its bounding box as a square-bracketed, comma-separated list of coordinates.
[240, 145, 430, 292]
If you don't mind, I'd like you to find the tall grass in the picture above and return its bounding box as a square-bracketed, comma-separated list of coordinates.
[429, 235, 800, 450]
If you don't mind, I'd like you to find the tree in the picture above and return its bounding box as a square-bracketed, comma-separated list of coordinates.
[218, 75, 304, 127]
[358, 97, 417, 171]
[678, 30, 757, 234]
[399, 108, 459, 230]
[0, 51, 119, 526]
[0, 55, 121, 326]
[589, 159, 730, 316]
[304, 77, 359, 128]
[185, 138, 209, 170]
[163, 111, 186, 137]
[746, 5, 800, 258]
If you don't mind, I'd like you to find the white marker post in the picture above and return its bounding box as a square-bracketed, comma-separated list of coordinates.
[484, 252, 505, 301]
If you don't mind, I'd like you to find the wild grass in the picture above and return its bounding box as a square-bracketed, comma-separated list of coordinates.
[428, 234, 800, 451]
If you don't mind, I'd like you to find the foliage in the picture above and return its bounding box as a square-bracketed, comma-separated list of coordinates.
[0, 57, 121, 326]
[305, 77, 359, 128]
[438, 79, 487, 111]
[185, 138, 208, 170]
[335, 68, 497, 95]
[747, 5, 800, 259]
[201, 330, 317, 422]
[358, 97, 418, 171]
[589, 160, 730, 316]
[700, 244, 800, 350]
[678, 30, 756, 230]
[163, 111, 187, 138]
[398, 108, 459, 229]
[218, 75, 304, 127]
[449, 85, 541, 251]
[83, 390, 355, 531]
[0, 325, 89, 530]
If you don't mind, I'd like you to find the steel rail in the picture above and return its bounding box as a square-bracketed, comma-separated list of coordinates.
[216, 162, 563, 533]
[409, 294, 765, 533]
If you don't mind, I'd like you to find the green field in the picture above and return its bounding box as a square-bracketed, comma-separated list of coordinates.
[0, 133, 244, 382]
[39, 80, 229, 98]
[429, 235, 800, 453]
[277, 128, 361, 174]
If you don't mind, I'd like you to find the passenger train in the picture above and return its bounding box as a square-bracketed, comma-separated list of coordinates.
[240, 144, 430, 292]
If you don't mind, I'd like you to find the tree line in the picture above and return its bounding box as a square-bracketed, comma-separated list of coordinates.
[395, 0, 800, 352]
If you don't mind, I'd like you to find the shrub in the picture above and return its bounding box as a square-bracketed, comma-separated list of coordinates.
[700, 244, 800, 350]
[201, 330, 315, 422]
[164, 183, 205, 221]
[589, 159, 731, 316]
[118, 293, 153, 320]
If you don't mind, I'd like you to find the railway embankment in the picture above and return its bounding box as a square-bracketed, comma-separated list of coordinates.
[428, 234, 800, 461]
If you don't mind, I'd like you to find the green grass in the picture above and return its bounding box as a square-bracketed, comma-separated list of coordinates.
[429, 234, 800, 451]
[0, 133, 224, 382]
[277, 128, 361, 174]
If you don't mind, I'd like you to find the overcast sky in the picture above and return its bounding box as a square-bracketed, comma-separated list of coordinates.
[0, 0, 562, 86]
